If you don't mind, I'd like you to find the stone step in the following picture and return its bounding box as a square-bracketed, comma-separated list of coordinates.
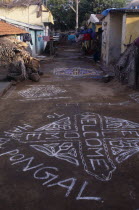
[0, 82, 12, 97]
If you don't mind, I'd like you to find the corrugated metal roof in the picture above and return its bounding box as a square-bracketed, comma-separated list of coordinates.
[110, 8, 139, 13]
[0, 20, 27, 36]
[0, 17, 44, 30]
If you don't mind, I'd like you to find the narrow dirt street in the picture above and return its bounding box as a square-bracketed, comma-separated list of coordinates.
[0, 45, 139, 210]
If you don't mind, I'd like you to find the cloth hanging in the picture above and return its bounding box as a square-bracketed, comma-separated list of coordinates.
[77, 34, 84, 42]
[43, 36, 50, 41]
[23, 34, 33, 45]
[68, 34, 76, 41]
[91, 32, 97, 39]
[83, 33, 91, 41]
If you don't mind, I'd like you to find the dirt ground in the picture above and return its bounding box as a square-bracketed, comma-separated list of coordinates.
[0, 45, 139, 210]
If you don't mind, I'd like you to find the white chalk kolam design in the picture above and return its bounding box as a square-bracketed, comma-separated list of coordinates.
[18, 85, 67, 99]
[0, 137, 10, 148]
[31, 143, 79, 166]
[3, 113, 139, 182]
[130, 93, 139, 103]
[54, 68, 103, 78]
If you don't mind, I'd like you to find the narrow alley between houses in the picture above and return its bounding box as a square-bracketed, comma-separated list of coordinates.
[0, 44, 139, 210]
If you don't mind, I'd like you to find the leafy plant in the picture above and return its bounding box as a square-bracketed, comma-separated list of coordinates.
[47, 0, 126, 30]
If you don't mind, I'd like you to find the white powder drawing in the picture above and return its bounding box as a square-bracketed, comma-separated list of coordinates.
[35, 117, 72, 132]
[54, 67, 103, 78]
[56, 101, 131, 107]
[103, 116, 139, 130]
[0, 138, 10, 148]
[104, 138, 139, 164]
[18, 85, 67, 99]
[31, 142, 79, 166]
[2, 112, 139, 181]
[130, 93, 139, 103]
[0, 148, 104, 201]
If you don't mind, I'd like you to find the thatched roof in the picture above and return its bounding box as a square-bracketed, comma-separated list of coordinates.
[0, 0, 42, 8]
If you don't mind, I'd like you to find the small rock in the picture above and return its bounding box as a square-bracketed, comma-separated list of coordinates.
[11, 81, 17, 85]
[102, 75, 114, 83]
[38, 71, 44, 76]
[29, 73, 40, 82]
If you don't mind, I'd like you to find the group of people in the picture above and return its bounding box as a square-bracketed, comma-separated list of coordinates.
[67, 27, 103, 62]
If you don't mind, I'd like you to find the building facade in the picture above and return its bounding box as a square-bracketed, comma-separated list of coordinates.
[0, 0, 54, 55]
[101, 9, 139, 65]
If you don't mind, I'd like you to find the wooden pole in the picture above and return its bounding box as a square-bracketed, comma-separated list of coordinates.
[76, 0, 79, 32]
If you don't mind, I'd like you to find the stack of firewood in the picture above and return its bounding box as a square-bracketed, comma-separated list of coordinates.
[0, 37, 41, 82]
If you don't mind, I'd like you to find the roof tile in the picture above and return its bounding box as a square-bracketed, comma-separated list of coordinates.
[0, 20, 27, 36]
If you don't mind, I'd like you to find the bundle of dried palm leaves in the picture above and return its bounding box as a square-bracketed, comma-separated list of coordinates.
[116, 43, 139, 89]
[0, 37, 40, 82]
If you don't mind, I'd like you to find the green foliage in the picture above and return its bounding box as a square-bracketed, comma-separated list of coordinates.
[47, 0, 126, 31]
[47, 0, 76, 31]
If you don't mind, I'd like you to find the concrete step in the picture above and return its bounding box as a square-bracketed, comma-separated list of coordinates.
[0, 82, 12, 97]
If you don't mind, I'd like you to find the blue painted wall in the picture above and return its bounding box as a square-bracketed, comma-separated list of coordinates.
[36, 30, 44, 55]
[29, 29, 44, 55]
